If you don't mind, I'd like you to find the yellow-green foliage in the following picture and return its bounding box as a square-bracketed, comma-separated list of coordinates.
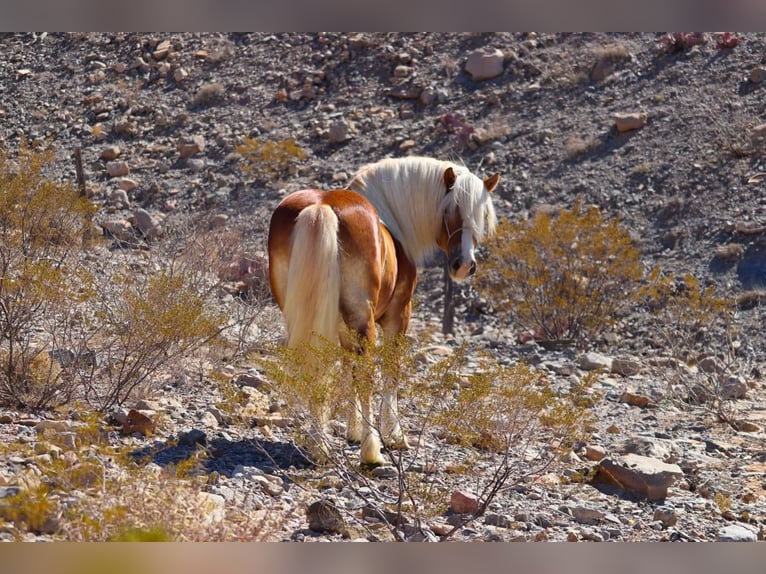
[89, 271, 225, 410]
[639, 266, 735, 354]
[0, 142, 97, 408]
[236, 137, 305, 181]
[108, 526, 173, 542]
[0, 485, 58, 534]
[478, 201, 643, 344]
[260, 335, 594, 532]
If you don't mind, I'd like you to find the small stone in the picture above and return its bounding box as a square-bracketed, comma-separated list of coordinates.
[579, 351, 613, 371]
[178, 135, 205, 159]
[465, 48, 504, 81]
[106, 161, 130, 177]
[122, 409, 153, 436]
[306, 499, 346, 534]
[619, 391, 651, 408]
[653, 506, 677, 527]
[584, 444, 607, 461]
[718, 524, 758, 542]
[152, 39, 172, 60]
[614, 112, 648, 133]
[450, 489, 479, 514]
[100, 145, 121, 160]
[750, 67, 766, 84]
[173, 67, 189, 83]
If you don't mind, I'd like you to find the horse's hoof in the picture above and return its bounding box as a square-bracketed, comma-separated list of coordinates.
[384, 436, 410, 450]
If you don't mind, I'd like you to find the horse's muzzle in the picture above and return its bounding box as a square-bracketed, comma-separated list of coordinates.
[450, 257, 476, 281]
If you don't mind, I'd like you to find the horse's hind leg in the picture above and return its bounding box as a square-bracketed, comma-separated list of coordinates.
[340, 308, 385, 466]
[378, 301, 414, 450]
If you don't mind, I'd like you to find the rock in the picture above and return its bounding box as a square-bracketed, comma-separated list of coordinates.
[326, 119, 353, 143]
[100, 145, 121, 160]
[115, 177, 139, 192]
[718, 524, 758, 542]
[721, 376, 748, 400]
[614, 112, 648, 133]
[106, 161, 130, 177]
[619, 391, 651, 408]
[465, 48, 504, 81]
[653, 506, 677, 527]
[584, 444, 607, 461]
[198, 492, 225, 526]
[592, 454, 683, 500]
[178, 135, 205, 159]
[450, 489, 479, 514]
[578, 351, 613, 371]
[152, 40, 172, 60]
[132, 208, 162, 239]
[611, 357, 642, 376]
[306, 499, 346, 534]
[122, 409, 153, 436]
[572, 506, 605, 524]
[750, 67, 766, 84]
[173, 67, 188, 82]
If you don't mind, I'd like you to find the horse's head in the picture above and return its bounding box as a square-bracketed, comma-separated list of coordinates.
[437, 167, 499, 281]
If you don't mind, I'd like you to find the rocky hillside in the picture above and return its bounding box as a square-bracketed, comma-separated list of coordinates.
[0, 32, 764, 542]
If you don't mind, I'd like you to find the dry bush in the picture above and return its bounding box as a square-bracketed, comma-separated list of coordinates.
[69, 268, 225, 410]
[590, 43, 631, 81]
[477, 201, 643, 346]
[259, 336, 594, 540]
[0, 414, 285, 541]
[0, 142, 97, 409]
[564, 135, 601, 159]
[639, 268, 750, 429]
[190, 82, 226, 108]
[236, 137, 306, 183]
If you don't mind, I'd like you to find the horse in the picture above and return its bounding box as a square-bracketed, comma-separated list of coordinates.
[267, 156, 499, 465]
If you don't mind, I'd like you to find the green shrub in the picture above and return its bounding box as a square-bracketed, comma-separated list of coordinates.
[477, 201, 643, 346]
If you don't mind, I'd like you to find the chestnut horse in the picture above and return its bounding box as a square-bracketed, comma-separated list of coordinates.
[268, 156, 499, 465]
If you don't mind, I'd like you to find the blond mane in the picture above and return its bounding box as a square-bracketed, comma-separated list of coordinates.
[349, 156, 497, 266]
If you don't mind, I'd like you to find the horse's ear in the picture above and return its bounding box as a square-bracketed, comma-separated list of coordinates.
[484, 173, 500, 193]
[443, 167, 456, 193]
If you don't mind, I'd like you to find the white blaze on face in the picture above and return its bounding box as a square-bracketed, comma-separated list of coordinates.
[454, 226, 476, 280]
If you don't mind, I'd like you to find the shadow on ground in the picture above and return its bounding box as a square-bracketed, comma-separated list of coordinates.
[130, 431, 313, 477]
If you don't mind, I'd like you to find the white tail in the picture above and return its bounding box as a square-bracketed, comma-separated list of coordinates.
[282, 204, 341, 349]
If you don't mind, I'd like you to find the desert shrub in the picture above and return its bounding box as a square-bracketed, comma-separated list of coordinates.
[259, 335, 594, 540]
[190, 82, 226, 108]
[72, 270, 226, 410]
[0, 142, 97, 408]
[236, 137, 305, 182]
[477, 201, 643, 346]
[603, 250, 742, 428]
[0, 421, 285, 541]
[639, 267, 735, 357]
[639, 267, 752, 429]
